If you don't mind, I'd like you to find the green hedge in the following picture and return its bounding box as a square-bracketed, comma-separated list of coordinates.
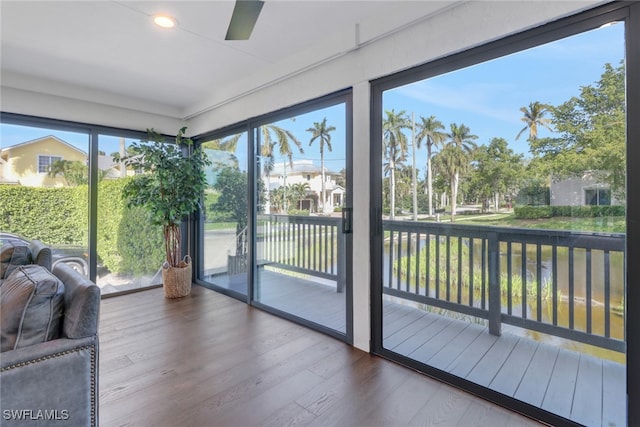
[515, 205, 625, 219]
[1, 181, 164, 275]
[0, 185, 87, 244]
[117, 205, 164, 276]
[287, 209, 310, 216]
[97, 179, 164, 275]
[514, 206, 552, 219]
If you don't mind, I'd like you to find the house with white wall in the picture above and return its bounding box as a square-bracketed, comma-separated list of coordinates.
[266, 160, 344, 213]
[550, 171, 623, 206]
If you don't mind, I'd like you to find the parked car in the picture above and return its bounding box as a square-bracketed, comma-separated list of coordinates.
[0, 232, 89, 277]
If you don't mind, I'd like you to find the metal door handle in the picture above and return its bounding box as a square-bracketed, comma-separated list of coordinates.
[342, 207, 353, 234]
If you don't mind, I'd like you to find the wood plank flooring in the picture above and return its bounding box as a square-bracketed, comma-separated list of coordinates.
[99, 285, 543, 427]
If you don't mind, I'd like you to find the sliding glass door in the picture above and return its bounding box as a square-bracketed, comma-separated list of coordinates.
[196, 92, 353, 341]
[372, 5, 633, 426]
[254, 100, 351, 336]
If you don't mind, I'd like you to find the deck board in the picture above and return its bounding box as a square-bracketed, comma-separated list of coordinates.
[428, 323, 483, 371]
[540, 349, 580, 419]
[489, 337, 538, 396]
[602, 359, 627, 427]
[446, 328, 499, 378]
[514, 343, 559, 407]
[571, 355, 603, 426]
[409, 319, 469, 363]
[465, 333, 520, 386]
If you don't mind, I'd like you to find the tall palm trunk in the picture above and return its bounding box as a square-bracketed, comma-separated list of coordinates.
[321, 153, 326, 212]
[450, 171, 459, 222]
[390, 158, 396, 220]
[427, 146, 433, 216]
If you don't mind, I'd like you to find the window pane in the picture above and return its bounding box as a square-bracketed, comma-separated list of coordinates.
[255, 103, 348, 334]
[379, 22, 626, 426]
[199, 131, 249, 295]
[1, 123, 90, 277]
[96, 134, 164, 294]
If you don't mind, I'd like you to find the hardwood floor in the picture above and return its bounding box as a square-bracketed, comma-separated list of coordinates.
[99, 285, 543, 427]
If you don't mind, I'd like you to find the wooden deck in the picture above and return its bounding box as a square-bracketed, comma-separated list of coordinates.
[99, 285, 543, 427]
[383, 300, 626, 427]
[204, 267, 347, 333]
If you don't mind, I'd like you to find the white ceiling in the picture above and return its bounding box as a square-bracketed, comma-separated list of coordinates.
[1, 1, 459, 120]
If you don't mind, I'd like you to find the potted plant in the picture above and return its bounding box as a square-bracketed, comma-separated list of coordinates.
[114, 127, 210, 298]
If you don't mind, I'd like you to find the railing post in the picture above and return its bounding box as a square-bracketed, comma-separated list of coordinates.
[337, 227, 345, 293]
[488, 232, 501, 336]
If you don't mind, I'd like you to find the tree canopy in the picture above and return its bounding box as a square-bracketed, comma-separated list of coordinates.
[529, 61, 625, 199]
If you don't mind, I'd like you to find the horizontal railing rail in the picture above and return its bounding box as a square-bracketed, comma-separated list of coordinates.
[258, 214, 345, 292]
[382, 220, 626, 353]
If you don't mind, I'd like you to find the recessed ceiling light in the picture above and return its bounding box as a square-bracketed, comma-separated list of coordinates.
[153, 14, 176, 29]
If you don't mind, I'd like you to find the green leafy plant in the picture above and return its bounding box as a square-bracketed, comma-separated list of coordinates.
[114, 127, 210, 267]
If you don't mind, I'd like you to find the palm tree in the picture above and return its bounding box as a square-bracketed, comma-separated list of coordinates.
[201, 133, 243, 168]
[446, 123, 478, 221]
[416, 115, 447, 216]
[257, 124, 303, 213]
[306, 117, 335, 213]
[260, 124, 304, 166]
[383, 109, 410, 220]
[202, 133, 243, 152]
[289, 182, 311, 210]
[516, 101, 554, 141]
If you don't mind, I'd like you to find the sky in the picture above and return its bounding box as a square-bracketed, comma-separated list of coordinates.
[1, 22, 624, 180]
[383, 22, 625, 160]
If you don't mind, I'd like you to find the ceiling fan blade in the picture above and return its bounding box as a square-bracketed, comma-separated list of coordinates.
[225, 0, 264, 40]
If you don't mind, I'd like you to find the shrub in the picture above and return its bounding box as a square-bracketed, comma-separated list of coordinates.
[515, 204, 625, 219]
[1, 181, 164, 276]
[0, 185, 87, 244]
[97, 179, 163, 275]
[287, 209, 310, 216]
[117, 205, 164, 276]
[514, 206, 552, 219]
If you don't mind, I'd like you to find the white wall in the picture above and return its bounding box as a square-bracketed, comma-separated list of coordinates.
[1, 78, 184, 135]
[352, 82, 371, 351]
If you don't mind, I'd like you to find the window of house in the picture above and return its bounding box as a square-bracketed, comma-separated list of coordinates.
[38, 155, 62, 173]
[585, 188, 611, 205]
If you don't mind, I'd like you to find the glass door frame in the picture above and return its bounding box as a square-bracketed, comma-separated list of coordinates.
[194, 89, 354, 344]
[370, 2, 639, 425]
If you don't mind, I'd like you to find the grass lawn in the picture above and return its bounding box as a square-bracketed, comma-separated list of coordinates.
[455, 212, 625, 233]
[204, 221, 237, 231]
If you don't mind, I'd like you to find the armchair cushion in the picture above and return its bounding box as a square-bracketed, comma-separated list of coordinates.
[0, 241, 32, 279]
[0, 265, 65, 352]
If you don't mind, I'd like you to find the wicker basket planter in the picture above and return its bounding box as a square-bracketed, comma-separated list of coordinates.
[162, 255, 192, 299]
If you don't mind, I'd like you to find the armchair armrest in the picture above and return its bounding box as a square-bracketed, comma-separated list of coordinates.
[0, 336, 98, 427]
[53, 263, 100, 339]
[28, 240, 52, 271]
